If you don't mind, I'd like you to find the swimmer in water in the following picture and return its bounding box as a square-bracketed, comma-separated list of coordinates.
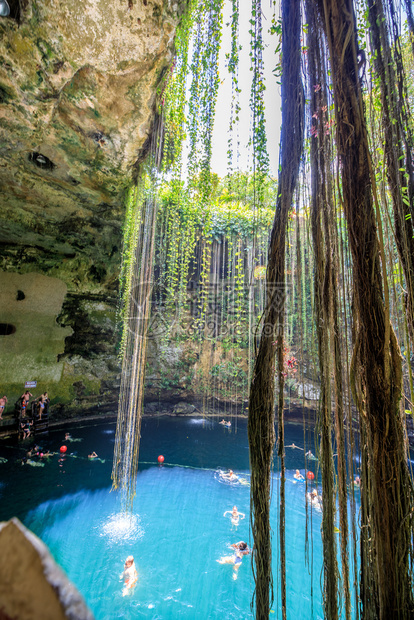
[25, 458, 44, 467]
[120, 555, 138, 596]
[293, 469, 304, 481]
[220, 469, 239, 482]
[224, 506, 245, 527]
[307, 489, 322, 510]
[88, 451, 98, 459]
[217, 541, 250, 580]
[354, 476, 361, 487]
[286, 443, 304, 450]
[40, 451, 53, 459]
[64, 432, 83, 443]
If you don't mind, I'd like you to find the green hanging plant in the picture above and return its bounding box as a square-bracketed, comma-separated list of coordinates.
[249, 0, 270, 206]
[226, 0, 241, 176]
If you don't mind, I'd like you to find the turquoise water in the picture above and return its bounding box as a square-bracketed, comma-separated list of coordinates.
[0, 416, 358, 619]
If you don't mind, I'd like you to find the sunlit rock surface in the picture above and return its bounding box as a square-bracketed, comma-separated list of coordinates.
[0, 271, 71, 382]
[0, 518, 93, 620]
[0, 0, 185, 413]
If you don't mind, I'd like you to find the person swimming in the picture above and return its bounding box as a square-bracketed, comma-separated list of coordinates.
[64, 432, 83, 443]
[220, 469, 239, 482]
[120, 555, 138, 596]
[24, 457, 44, 467]
[307, 489, 322, 510]
[224, 505, 245, 527]
[39, 451, 53, 459]
[217, 541, 250, 580]
[286, 443, 304, 450]
[88, 451, 98, 459]
[293, 469, 304, 481]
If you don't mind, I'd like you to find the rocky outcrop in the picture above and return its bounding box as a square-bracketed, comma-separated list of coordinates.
[0, 518, 93, 620]
[0, 1, 186, 413]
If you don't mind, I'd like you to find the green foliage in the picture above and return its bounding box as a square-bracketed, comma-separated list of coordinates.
[210, 360, 247, 385]
[117, 186, 142, 359]
[186, 0, 224, 201]
[249, 0, 270, 205]
[158, 172, 275, 241]
[226, 0, 241, 173]
[400, 30, 414, 125]
[117, 1, 282, 408]
[159, 1, 196, 171]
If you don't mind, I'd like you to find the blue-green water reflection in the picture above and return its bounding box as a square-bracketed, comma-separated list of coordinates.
[0, 416, 358, 619]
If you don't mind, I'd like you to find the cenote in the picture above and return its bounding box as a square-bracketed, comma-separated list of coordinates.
[2, 0, 414, 618]
[0, 416, 360, 619]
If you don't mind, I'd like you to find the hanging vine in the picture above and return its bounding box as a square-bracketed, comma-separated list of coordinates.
[249, 0, 269, 209]
[315, 0, 414, 616]
[248, 0, 304, 617]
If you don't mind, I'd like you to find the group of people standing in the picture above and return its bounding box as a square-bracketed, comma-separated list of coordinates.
[18, 390, 49, 418]
[17, 390, 49, 439]
[0, 389, 50, 422]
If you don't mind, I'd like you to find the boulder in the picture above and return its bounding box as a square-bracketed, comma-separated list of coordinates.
[0, 518, 93, 619]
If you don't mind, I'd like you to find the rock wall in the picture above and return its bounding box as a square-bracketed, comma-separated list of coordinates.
[0, 271, 71, 398]
[0, 518, 93, 619]
[0, 0, 186, 415]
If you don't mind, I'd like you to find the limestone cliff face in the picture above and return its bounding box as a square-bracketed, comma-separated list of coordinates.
[0, 0, 186, 415]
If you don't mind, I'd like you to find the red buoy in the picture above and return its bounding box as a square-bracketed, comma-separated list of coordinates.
[158, 455, 164, 464]
[306, 471, 315, 481]
[59, 445, 67, 453]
